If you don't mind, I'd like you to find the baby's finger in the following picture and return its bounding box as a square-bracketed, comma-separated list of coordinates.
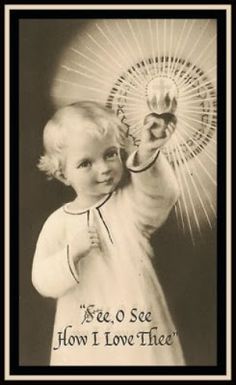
[89, 234, 100, 243]
[90, 239, 100, 248]
[88, 226, 98, 234]
[167, 122, 176, 134]
[165, 125, 174, 138]
[143, 117, 156, 130]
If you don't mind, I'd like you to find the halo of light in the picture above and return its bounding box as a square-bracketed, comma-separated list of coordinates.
[51, 19, 217, 243]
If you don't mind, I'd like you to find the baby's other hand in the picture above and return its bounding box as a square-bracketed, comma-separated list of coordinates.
[70, 226, 100, 263]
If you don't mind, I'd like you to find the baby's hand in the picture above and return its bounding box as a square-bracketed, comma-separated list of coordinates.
[137, 116, 176, 164]
[69, 226, 100, 264]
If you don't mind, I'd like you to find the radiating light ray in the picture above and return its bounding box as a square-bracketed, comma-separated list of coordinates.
[107, 91, 146, 105]
[177, 123, 217, 160]
[174, 20, 210, 83]
[69, 59, 116, 84]
[113, 99, 147, 112]
[155, 20, 162, 77]
[128, 20, 152, 79]
[115, 21, 148, 84]
[177, 53, 216, 93]
[175, 131, 214, 228]
[177, 34, 216, 88]
[108, 90, 146, 104]
[184, 164, 217, 218]
[180, 71, 216, 96]
[107, 78, 147, 103]
[174, 204, 180, 230]
[55, 78, 111, 94]
[178, 41, 216, 88]
[178, 99, 217, 111]
[180, 79, 215, 98]
[174, 135, 202, 234]
[176, 132, 215, 219]
[179, 79, 216, 98]
[134, 19, 145, 53]
[103, 21, 129, 60]
[182, 130, 217, 150]
[178, 95, 216, 104]
[70, 57, 145, 99]
[52, 93, 102, 104]
[176, 197, 186, 233]
[166, 137, 185, 232]
[179, 105, 217, 114]
[179, 94, 216, 107]
[178, 112, 216, 136]
[70, 46, 121, 79]
[114, 78, 147, 98]
[178, 115, 217, 149]
[87, 33, 128, 72]
[171, 20, 197, 81]
[96, 23, 128, 62]
[179, 106, 217, 116]
[110, 92, 146, 106]
[176, 65, 216, 95]
[162, 19, 167, 78]
[71, 46, 118, 76]
[96, 22, 146, 91]
[110, 93, 147, 107]
[184, 156, 217, 217]
[61, 64, 115, 87]
[85, 43, 123, 74]
[109, 96, 146, 112]
[82, 44, 145, 95]
[175, 125, 217, 185]
[130, 123, 143, 135]
[170, 139, 194, 241]
[115, 101, 147, 114]
[167, 19, 174, 77]
[148, 20, 158, 77]
[87, 34, 148, 97]
[169, 19, 188, 76]
[116, 110, 145, 124]
[118, 107, 146, 119]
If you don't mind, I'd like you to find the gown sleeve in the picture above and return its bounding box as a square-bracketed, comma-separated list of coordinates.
[31, 208, 80, 299]
[125, 149, 180, 237]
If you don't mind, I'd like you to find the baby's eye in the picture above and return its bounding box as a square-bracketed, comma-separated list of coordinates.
[78, 160, 91, 169]
[105, 149, 119, 160]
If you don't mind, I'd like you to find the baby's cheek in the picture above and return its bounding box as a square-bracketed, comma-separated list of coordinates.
[115, 163, 124, 182]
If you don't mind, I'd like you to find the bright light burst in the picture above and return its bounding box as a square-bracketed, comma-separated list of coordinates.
[51, 19, 217, 243]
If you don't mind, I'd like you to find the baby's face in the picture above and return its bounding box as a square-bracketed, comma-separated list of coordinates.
[63, 128, 123, 204]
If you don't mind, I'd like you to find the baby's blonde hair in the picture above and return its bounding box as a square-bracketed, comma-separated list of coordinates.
[38, 101, 127, 180]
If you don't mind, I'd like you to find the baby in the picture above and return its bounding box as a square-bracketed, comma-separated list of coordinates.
[32, 101, 185, 365]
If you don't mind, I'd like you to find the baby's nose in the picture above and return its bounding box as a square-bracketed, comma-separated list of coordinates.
[96, 159, 110, 174]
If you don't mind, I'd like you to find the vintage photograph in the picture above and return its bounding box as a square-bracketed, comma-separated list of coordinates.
[4, 3, 231, 381]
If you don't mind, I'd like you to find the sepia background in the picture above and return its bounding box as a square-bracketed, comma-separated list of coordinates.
[19, 18, 217, 366]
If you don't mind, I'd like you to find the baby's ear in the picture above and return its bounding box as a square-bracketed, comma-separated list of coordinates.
[54, 169, 70, 186]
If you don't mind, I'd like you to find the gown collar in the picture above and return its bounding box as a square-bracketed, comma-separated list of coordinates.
[63, 192, 113, 215]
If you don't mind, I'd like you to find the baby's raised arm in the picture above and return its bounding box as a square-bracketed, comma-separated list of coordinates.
[126, 116, 179, 236]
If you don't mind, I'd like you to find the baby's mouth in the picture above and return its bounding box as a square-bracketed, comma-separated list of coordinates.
[97, 177, 113, 184]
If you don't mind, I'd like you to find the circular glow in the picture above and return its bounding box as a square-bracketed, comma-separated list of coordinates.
[51, 19, 217, 242]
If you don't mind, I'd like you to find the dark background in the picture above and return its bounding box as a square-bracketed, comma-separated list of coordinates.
[19, 19, 217, 366]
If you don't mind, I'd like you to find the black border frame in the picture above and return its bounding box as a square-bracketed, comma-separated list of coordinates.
[2, 2, 234, 381]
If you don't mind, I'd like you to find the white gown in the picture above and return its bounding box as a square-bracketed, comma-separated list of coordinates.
[32, 151, 185, 365]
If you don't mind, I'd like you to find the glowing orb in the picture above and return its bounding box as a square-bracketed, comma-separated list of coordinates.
[146, 77, 178, 115]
